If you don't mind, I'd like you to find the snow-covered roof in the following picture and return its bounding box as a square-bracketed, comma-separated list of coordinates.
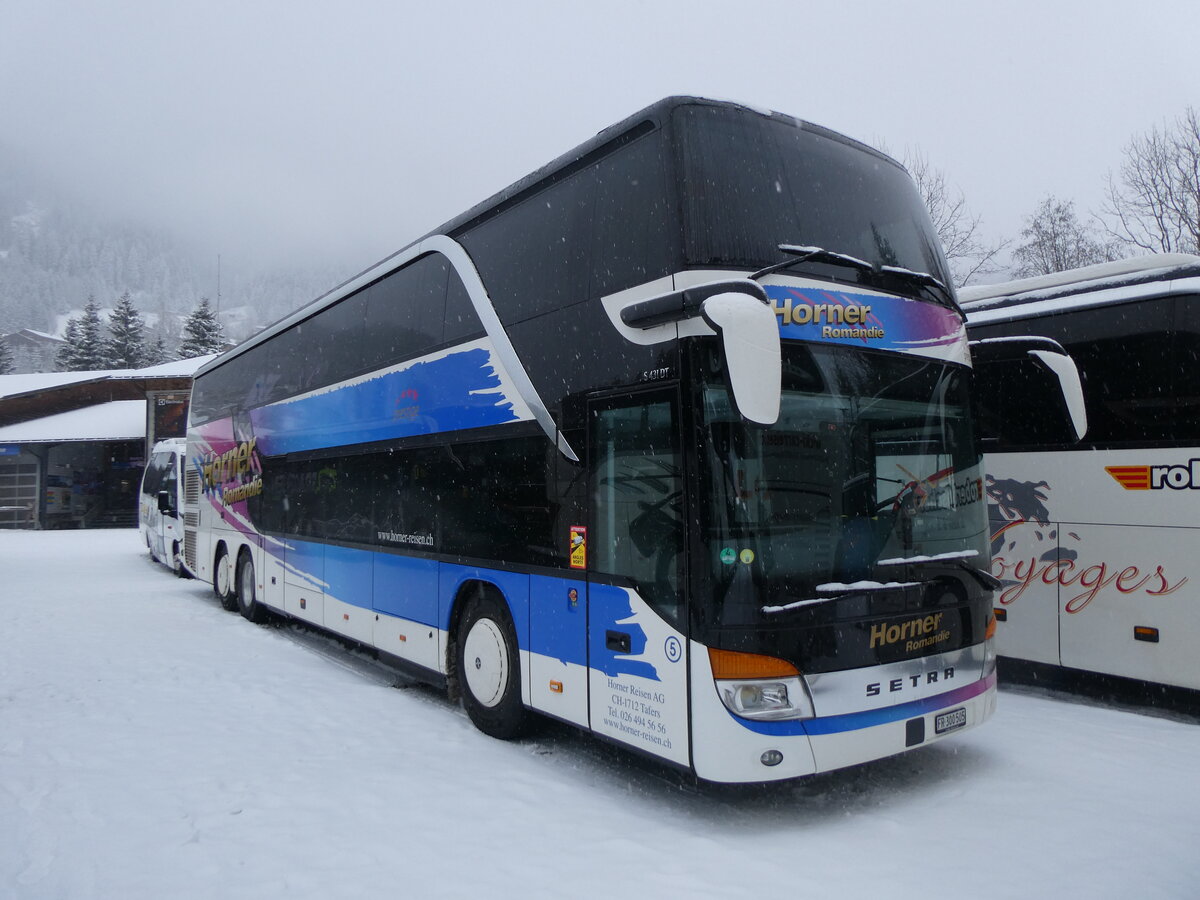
[962, 255, 1200, 327]
[0, 371, 96, 399]
[0, 354, 214, 400]
[129, 354, 218, 377]
[0, 328, 65, 344]
[0, 399, 146, 443]
[960, 254, 1200, 307]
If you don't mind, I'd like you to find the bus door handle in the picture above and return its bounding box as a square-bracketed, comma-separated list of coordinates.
[606, 630, 631, 654]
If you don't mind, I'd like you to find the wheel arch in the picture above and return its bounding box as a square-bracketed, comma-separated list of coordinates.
[445, 578, 512, 702]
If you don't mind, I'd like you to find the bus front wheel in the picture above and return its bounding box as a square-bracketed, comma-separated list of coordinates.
[456, 590, 528, 740]
[214, 547, 238, 611]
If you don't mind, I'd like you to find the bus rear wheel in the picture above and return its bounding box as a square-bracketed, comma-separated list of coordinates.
[456, 590, 528, 740]
[236, 551, 269, 624]
[214, 547, 238, 611]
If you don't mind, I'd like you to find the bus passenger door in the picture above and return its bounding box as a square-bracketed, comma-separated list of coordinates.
[586, 391, 690, 768]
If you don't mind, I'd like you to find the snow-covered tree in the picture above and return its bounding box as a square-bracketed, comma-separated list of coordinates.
[1102, 107, 1200, 255]
[145, 335, 170, 366]
[177, 298, 226, 359]
[105, 291, 149, 369]
[57, 295, 111, 371]
[1012, 196, 1120, 277]
[0, 332, 14, 375]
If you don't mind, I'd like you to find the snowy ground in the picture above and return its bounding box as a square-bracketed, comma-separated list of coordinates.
[3, 530, 1199, 900]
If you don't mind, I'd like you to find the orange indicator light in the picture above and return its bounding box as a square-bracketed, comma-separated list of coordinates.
[708, 647, 800, 679]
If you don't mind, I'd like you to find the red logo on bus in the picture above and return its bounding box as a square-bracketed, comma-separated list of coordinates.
[1105, 466, 1151, 490]
[1107, 460, 1200, 490]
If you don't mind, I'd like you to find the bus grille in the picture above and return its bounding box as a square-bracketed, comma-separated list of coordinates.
[184, 528, 197, 571]
[184, 468, 200, 506]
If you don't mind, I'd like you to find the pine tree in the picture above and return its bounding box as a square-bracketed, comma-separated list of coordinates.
[145, 335, 170, 366]
[177, 298, 226, 359]
[56, 318, 81, 371]
[106, 291, 149, 369]
[58, 296, 111, 371]
[0, 333, 14, 375]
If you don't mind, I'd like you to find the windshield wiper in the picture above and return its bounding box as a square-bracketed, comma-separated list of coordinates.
[877, 552, 1003, 591]
[749, 243, 877, 282]
[879, 264, 958, 312]
[751, 244, 961, 315]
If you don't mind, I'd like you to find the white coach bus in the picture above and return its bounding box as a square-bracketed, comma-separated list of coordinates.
[963, 254, 1200, 693]
[139, 437, 188, 576]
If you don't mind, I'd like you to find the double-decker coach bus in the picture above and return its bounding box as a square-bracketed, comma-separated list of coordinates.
[963, 254, 1200, 695]
[184, 97, 1078, 783]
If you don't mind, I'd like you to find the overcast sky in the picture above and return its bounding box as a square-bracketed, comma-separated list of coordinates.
[3, 0, 1198, 280]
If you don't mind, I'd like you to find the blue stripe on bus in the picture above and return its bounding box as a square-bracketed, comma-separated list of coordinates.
[729, 672, 996, 737]
[249, 346, 523, 457]
[272, 541, 648, 677]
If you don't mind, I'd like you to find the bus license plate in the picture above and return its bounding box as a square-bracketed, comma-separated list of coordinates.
[935, 707, 967, 734]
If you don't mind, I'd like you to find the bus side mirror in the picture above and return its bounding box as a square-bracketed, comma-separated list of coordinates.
[701, 292, 781, 426]
[970, 337, 1087, 445]
[618, 279, 781, 426]
[157, 490, 176, 516]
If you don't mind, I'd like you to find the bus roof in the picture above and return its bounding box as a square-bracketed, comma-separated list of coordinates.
[195, 97, 903, 380]
[960, 254, 1200, 312]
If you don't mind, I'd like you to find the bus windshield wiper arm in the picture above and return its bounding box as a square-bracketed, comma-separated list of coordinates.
[749, 244, 877, 282]
[879, 264, 957, 310]
[751, 244, 960, 314]
[877, 552, 1003, 591]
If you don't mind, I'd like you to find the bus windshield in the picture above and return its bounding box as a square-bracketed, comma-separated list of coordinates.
[676, 103, 952, 301]
[698, 344, 987, 627]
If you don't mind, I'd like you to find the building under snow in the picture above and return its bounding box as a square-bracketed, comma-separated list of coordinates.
[0, 356, 213, 529]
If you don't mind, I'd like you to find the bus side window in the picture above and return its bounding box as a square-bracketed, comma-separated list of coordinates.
[361, 255, 448, 372]
[1171, 294, 1200, 441]
[590, 132, 673, 297]
[161, 457, 178, 511]
[301, 291, 368, 391]
[460, 166, 597, 323]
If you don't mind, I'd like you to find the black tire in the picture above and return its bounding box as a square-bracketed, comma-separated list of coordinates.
[172, 542, 191, 579]
[214, 546, 238, 611]
[236, 551, 269, 623]
[456, 589, 529, 739]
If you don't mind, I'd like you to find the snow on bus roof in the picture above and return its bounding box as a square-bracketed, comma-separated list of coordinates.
[959, 254, 1200, 307]
[962, 255, 1200, 326]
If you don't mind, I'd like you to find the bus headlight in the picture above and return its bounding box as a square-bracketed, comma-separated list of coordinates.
[708, 647, 815, 721]
[717, 676, 815, 721]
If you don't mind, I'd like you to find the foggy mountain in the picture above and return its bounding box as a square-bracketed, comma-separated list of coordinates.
[0, 144, 347, 344]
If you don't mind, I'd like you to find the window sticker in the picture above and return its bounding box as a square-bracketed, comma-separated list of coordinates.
[570, 526, 587, 569]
